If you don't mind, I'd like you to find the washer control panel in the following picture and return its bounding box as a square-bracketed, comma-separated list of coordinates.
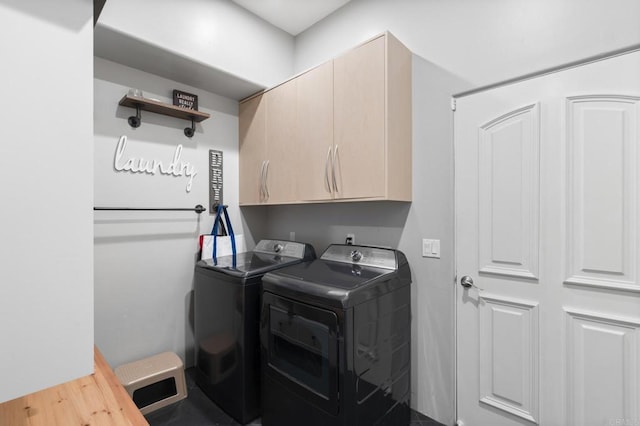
[321, 245, 397, 270]
[254, 240, 306, 258]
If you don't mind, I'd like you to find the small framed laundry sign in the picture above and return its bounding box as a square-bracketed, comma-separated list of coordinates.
[173, 89, 198, 110]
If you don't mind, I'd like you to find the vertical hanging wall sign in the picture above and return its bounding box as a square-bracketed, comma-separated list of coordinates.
[209, 150, 223, 213]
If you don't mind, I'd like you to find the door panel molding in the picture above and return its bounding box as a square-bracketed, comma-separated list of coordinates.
[479, 295, 540, 423]
[478, 104, 540, 280]
[565, 308, 640, 426]
[565, 95, 640, 292]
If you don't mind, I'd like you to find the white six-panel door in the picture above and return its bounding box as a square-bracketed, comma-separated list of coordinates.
[455, 50, 640, 426]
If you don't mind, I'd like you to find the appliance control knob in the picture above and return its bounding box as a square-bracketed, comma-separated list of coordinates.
[350, 250, 363, 262]
[274, 243, 284, 253]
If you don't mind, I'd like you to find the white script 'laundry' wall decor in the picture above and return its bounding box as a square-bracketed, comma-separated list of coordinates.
[113, 135, 198, 192]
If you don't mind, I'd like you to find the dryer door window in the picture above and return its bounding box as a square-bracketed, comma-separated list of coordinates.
[263, 292, 339, 415]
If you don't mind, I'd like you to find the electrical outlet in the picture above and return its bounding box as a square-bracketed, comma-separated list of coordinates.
[346, 233, 355, 245]
[289, 231, 296, 241]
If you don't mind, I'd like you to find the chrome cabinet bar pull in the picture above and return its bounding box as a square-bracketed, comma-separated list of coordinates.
[332, 145, 339, 193]
[259, 160, 267, 201]
[264, 160, 270, 200]
[325, 146, 333, 193]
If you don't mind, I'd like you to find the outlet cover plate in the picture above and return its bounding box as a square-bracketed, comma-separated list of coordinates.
[422, 239, 440, 258]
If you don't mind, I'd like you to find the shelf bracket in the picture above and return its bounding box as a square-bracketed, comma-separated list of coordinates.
[128, 104, 142, 128]
[184, 117, 195, 138]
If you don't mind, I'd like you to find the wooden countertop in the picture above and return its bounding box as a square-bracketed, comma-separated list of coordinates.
[0, 347, 148, 426]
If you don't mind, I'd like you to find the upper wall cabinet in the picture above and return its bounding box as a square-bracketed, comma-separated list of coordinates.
[239, 32, 412, 205]
[264, 79, 298, 204]
[239, 80, 299, 204]
[296, 61, 335, 202]
[239, 93, 266, 205]
[333, 33, 412, 201]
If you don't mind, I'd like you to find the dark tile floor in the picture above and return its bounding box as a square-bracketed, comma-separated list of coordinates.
[145, 368, 444, 426]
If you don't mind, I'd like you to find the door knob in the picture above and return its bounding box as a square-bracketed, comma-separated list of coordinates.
[460, 275, 483, 290]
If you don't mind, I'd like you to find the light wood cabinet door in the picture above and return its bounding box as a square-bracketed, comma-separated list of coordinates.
[264, 79, 298, 204]
[296, 61, 334, 201]
[333, 35, 386, 200]
[239, 93, 266, 205]
[239, 32, 411, 205]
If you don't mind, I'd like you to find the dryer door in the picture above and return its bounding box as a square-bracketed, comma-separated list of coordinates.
[261, 291, 340, 415]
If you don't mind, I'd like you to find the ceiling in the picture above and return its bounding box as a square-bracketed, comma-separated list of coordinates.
[231, 0, 351, 36]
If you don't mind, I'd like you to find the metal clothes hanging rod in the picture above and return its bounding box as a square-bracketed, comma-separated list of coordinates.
[94, 204, 206, 214]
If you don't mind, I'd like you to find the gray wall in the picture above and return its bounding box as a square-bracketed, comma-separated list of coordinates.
[93, 57, 266, 369]
[295, 0, 640, 87]
[0, 0, 94, 402]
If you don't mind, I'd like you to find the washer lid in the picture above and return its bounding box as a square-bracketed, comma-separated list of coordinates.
[320, 244, 398, 269]
[262, 261, 398, 308]
[262, 245, 411, 308]
[196, 240, 316, 278]
[254, 239, 310, 258]
[262, 244, 411, 308]
[197, 252, 304, 278]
